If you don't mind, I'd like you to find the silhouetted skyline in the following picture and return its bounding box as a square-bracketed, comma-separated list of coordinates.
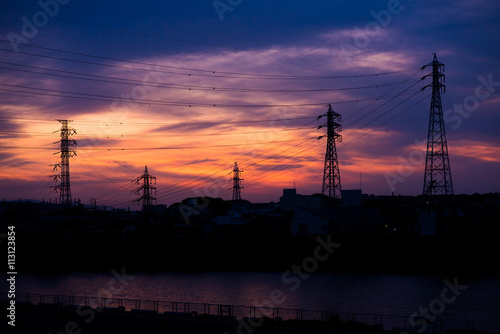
[0, 1, 499, 209]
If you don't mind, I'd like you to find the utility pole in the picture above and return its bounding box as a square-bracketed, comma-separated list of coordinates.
[422, 53, 454, 204]
[320, 104, 342, 199]
[52, 119, 76, 205]
[134, 165, 157, 212]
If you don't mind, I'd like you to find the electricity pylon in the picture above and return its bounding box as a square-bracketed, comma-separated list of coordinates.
[134, 165, 157, 211]
[320, 105, 342, 199]
[231, 162, 243, 201]
[52, 120, 76, 205]
[422, 53, 454, 204]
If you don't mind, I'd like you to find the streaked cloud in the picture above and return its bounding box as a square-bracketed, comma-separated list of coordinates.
[0, 0, 499, 206]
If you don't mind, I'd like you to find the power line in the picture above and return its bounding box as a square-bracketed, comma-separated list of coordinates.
[340, 93, 429, 148]
[0, 47, 432, 205]
[0, 126, 311, 138]
[0, 83, 327, 108]
[0, 138, 310, 151]
[0, 39, 419, 80]
[160, 118, 323, 200]
[0, 63, 421, 93]
[341, 69, 423, 126]
[0, 83, 423, 110]
[160, 87, 428, 200]
[2, 90, 425, 205]
[1, 76, 427, 204]
[0, 5, 429, 64]
[178, 91, 427, 197]
[0, 115, 317, 127]
[338, 77, 426, 141]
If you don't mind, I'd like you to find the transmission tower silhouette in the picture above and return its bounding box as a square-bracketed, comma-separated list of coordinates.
[134, 165, 157, 211]
[231, 162, 243, 201]
[51, 119, 76, 205]
[422, 53, 454, 203]
[321, 104, 342, 199]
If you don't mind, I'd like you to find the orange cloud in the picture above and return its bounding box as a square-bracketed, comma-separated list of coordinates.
[451, 140, 500, 163]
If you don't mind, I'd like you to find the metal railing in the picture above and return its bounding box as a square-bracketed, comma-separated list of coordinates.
[2, 292, 499, 333]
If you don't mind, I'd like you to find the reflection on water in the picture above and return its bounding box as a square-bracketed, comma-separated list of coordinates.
[7, 272, 500, 321]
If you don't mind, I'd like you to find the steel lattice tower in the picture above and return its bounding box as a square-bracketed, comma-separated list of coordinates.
[231, 162, 243, 201]
[134, 165, 157, 211]
[321, 105, 342, 199]
[422, 53, 454, 203]
[52, 120, 76, 205]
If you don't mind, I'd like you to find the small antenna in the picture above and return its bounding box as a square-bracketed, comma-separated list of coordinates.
[360, 172, 362, 191]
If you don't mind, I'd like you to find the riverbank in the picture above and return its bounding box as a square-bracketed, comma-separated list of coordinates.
[6, 302, 388, 334]
[4, 298, 498, 334]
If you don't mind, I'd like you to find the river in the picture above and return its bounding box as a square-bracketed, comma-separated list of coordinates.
[5, 271, 500, 321]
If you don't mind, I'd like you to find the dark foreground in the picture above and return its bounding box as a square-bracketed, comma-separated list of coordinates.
[14, 234, 500, 276]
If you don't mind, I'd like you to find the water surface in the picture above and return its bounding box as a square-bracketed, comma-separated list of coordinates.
[7, 272, 500, 321]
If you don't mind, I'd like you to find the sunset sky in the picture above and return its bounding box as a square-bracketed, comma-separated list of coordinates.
[1, 0, 499, 208]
